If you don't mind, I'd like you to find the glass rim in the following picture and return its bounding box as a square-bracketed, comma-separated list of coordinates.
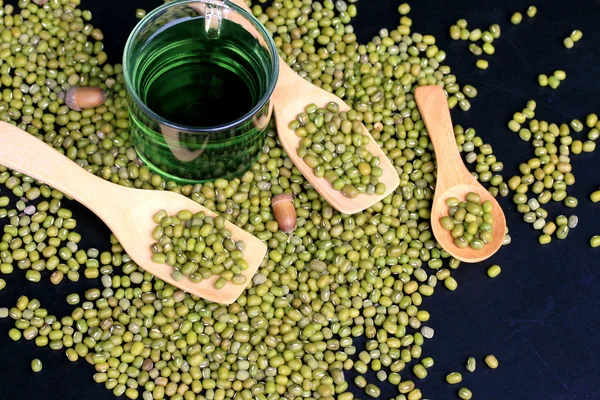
[122, 0, 279, 134]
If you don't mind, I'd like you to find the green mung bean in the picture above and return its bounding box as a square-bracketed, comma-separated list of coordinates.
[554, 70, 567, 81]
[466, 357, 476, 372]
[450, 25, 461, 40]
[8, 329, 21, 342]
[446, 372, 463, 384]
[31, 358, 43, 372]
[539, 234, 552, 244]
[511, 12, 523, 24]
[563, 37, 574, 48]
[508, 120, 521, 132]
[476, 59, 489, 70]
[487, 265, 501, 278]
[466, 28, 481, 41]
[490, 23, 502, 38]
[482, 42, 495, 55]
[445, 276, 458, 291]
[564, 196, 578, 208]
[25, 270, 41, 282]
[355, 376, 367, 388]
[365, 384, 381, 398]
[485, 355, 499, 369]
[581, 140, 596, 152]
[458, 387, 473, 399]
[413, 364, 428, 379]
[398, 3, 411, 15]
[421, 357, 434, 368]
[469, 44, 482, 56]
[586, 114, 598, 128]
[66, 293, 80, 305]
[548, 76, 560, 89]
[570, 30, 583, 42]
[457, 19, 469, 28]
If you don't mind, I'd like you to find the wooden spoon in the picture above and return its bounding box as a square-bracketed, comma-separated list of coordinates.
[0, 122, 267, 304]
[229, 0, 400, 215]
[415, 86, 506, 263]
[270, 61, 400, 215]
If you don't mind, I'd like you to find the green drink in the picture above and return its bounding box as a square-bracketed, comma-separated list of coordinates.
[124, 0, 279, 183]
[140, 18, 264, 127]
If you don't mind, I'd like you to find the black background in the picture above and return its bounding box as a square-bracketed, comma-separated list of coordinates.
[1, 0, 600, 399]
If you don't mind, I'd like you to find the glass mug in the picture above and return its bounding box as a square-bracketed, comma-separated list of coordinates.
[123, 0, 279, 183]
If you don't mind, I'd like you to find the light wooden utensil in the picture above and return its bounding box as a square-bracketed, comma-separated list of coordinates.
[415, 86, 506, 263]
[229, 0, 400, 215]
[0, 122, 267, 304]
[270, 62, 400, 215]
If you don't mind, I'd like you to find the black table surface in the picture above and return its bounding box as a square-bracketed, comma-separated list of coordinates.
[1, 0, 600, 399]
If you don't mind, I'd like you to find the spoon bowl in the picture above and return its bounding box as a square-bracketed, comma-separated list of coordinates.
[415, 85, 506, 263]
[0, 122, 267, 304]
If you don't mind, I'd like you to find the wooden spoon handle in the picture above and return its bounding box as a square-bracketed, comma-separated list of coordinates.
[0, 122, 120, 210]
[415, 86, 474, 192]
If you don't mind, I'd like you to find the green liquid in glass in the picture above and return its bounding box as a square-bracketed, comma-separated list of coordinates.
[128, 16, 273, 183]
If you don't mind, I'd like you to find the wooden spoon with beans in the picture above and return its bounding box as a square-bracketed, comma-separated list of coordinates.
[228, 0, 400, 215]
[0, 122, 267, 304]
[415, 85, 506, 263]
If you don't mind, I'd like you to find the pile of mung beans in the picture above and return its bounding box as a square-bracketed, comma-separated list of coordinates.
[0, 0, 596, 399]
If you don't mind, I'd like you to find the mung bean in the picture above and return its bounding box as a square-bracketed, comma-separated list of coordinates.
[563, 37, 574, 48]
[446, 372, 463, 384]
[510, 12, 523, 24]
[526, 6, 537, 17]
[570, 30, 583, 42]
[466, 357, 476, 372]
[458, 388, 473, 399]
[31, 359, 43, 372]
[485, 354, 499, 369]
[476, 59, 489, 70]
[487, 265, 501, 278]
